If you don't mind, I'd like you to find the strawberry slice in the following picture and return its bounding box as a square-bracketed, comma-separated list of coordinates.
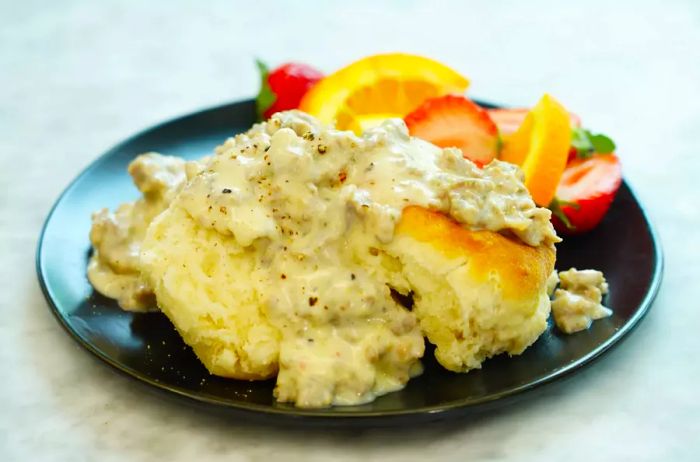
[488, 108, 582, 137]
[551, 154, 622, 234]
[404, 95, 498, 166]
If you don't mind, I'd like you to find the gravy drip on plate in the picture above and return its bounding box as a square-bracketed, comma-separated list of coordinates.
[551, 268, 612, 333]
[87, 153, 187, 311]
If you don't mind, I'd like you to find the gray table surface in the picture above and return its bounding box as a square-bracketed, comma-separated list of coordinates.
[2, 1, 699, 460]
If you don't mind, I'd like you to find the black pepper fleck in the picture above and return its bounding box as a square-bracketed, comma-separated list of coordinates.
[222, 188, 232, 194]
[309, 296, 318, 306]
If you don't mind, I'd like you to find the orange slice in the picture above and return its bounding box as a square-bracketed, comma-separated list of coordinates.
[500, 94, 571, 206]
[299, 53, 469, 132]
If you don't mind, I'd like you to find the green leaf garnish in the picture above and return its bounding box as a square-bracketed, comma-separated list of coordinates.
[571, 127, 594, 158]
[571, 127, 616, 159]
[548, 197, 578, 231]
[589, 133, 616, 154]
[255, 59, 276, 121]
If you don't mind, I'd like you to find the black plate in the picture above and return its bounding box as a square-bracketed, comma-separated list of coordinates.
[36, 99, 663, 426]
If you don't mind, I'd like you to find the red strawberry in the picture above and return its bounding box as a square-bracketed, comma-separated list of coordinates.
[551, 154, 622, 234]
[487, 108, 582, 137]
[256, 61, 323, 120]
[404, 95, 498, 166]
[487, 108, 530, 137]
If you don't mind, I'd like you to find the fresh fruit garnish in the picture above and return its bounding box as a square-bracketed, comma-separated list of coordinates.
[404, 95, 498, 166]
[256, 60, 324, 120]
[499, 94, 572, 206]
[488, 108, 581, 137]
[299, 53, 469, 133]
[550, 154, 622, 234]
[570, 127, 616, 159]
[548, 197, 579, 230]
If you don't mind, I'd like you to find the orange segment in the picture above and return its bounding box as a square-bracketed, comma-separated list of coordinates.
[500, 110, 534, 165]
[345, 79, 444, 115]
[299, 53, 469, 132]
[499, 94, 571, 206]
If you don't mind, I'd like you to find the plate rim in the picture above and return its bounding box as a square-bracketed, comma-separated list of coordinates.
[35, 99, 664, 423]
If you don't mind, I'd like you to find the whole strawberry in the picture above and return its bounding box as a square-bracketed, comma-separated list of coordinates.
[256, 60, 323, 120]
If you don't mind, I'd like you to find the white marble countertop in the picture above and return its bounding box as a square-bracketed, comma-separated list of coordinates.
[2, 1, 699, 460]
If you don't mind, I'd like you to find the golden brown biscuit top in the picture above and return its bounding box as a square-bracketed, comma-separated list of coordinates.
[396, 206, 555, 301]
